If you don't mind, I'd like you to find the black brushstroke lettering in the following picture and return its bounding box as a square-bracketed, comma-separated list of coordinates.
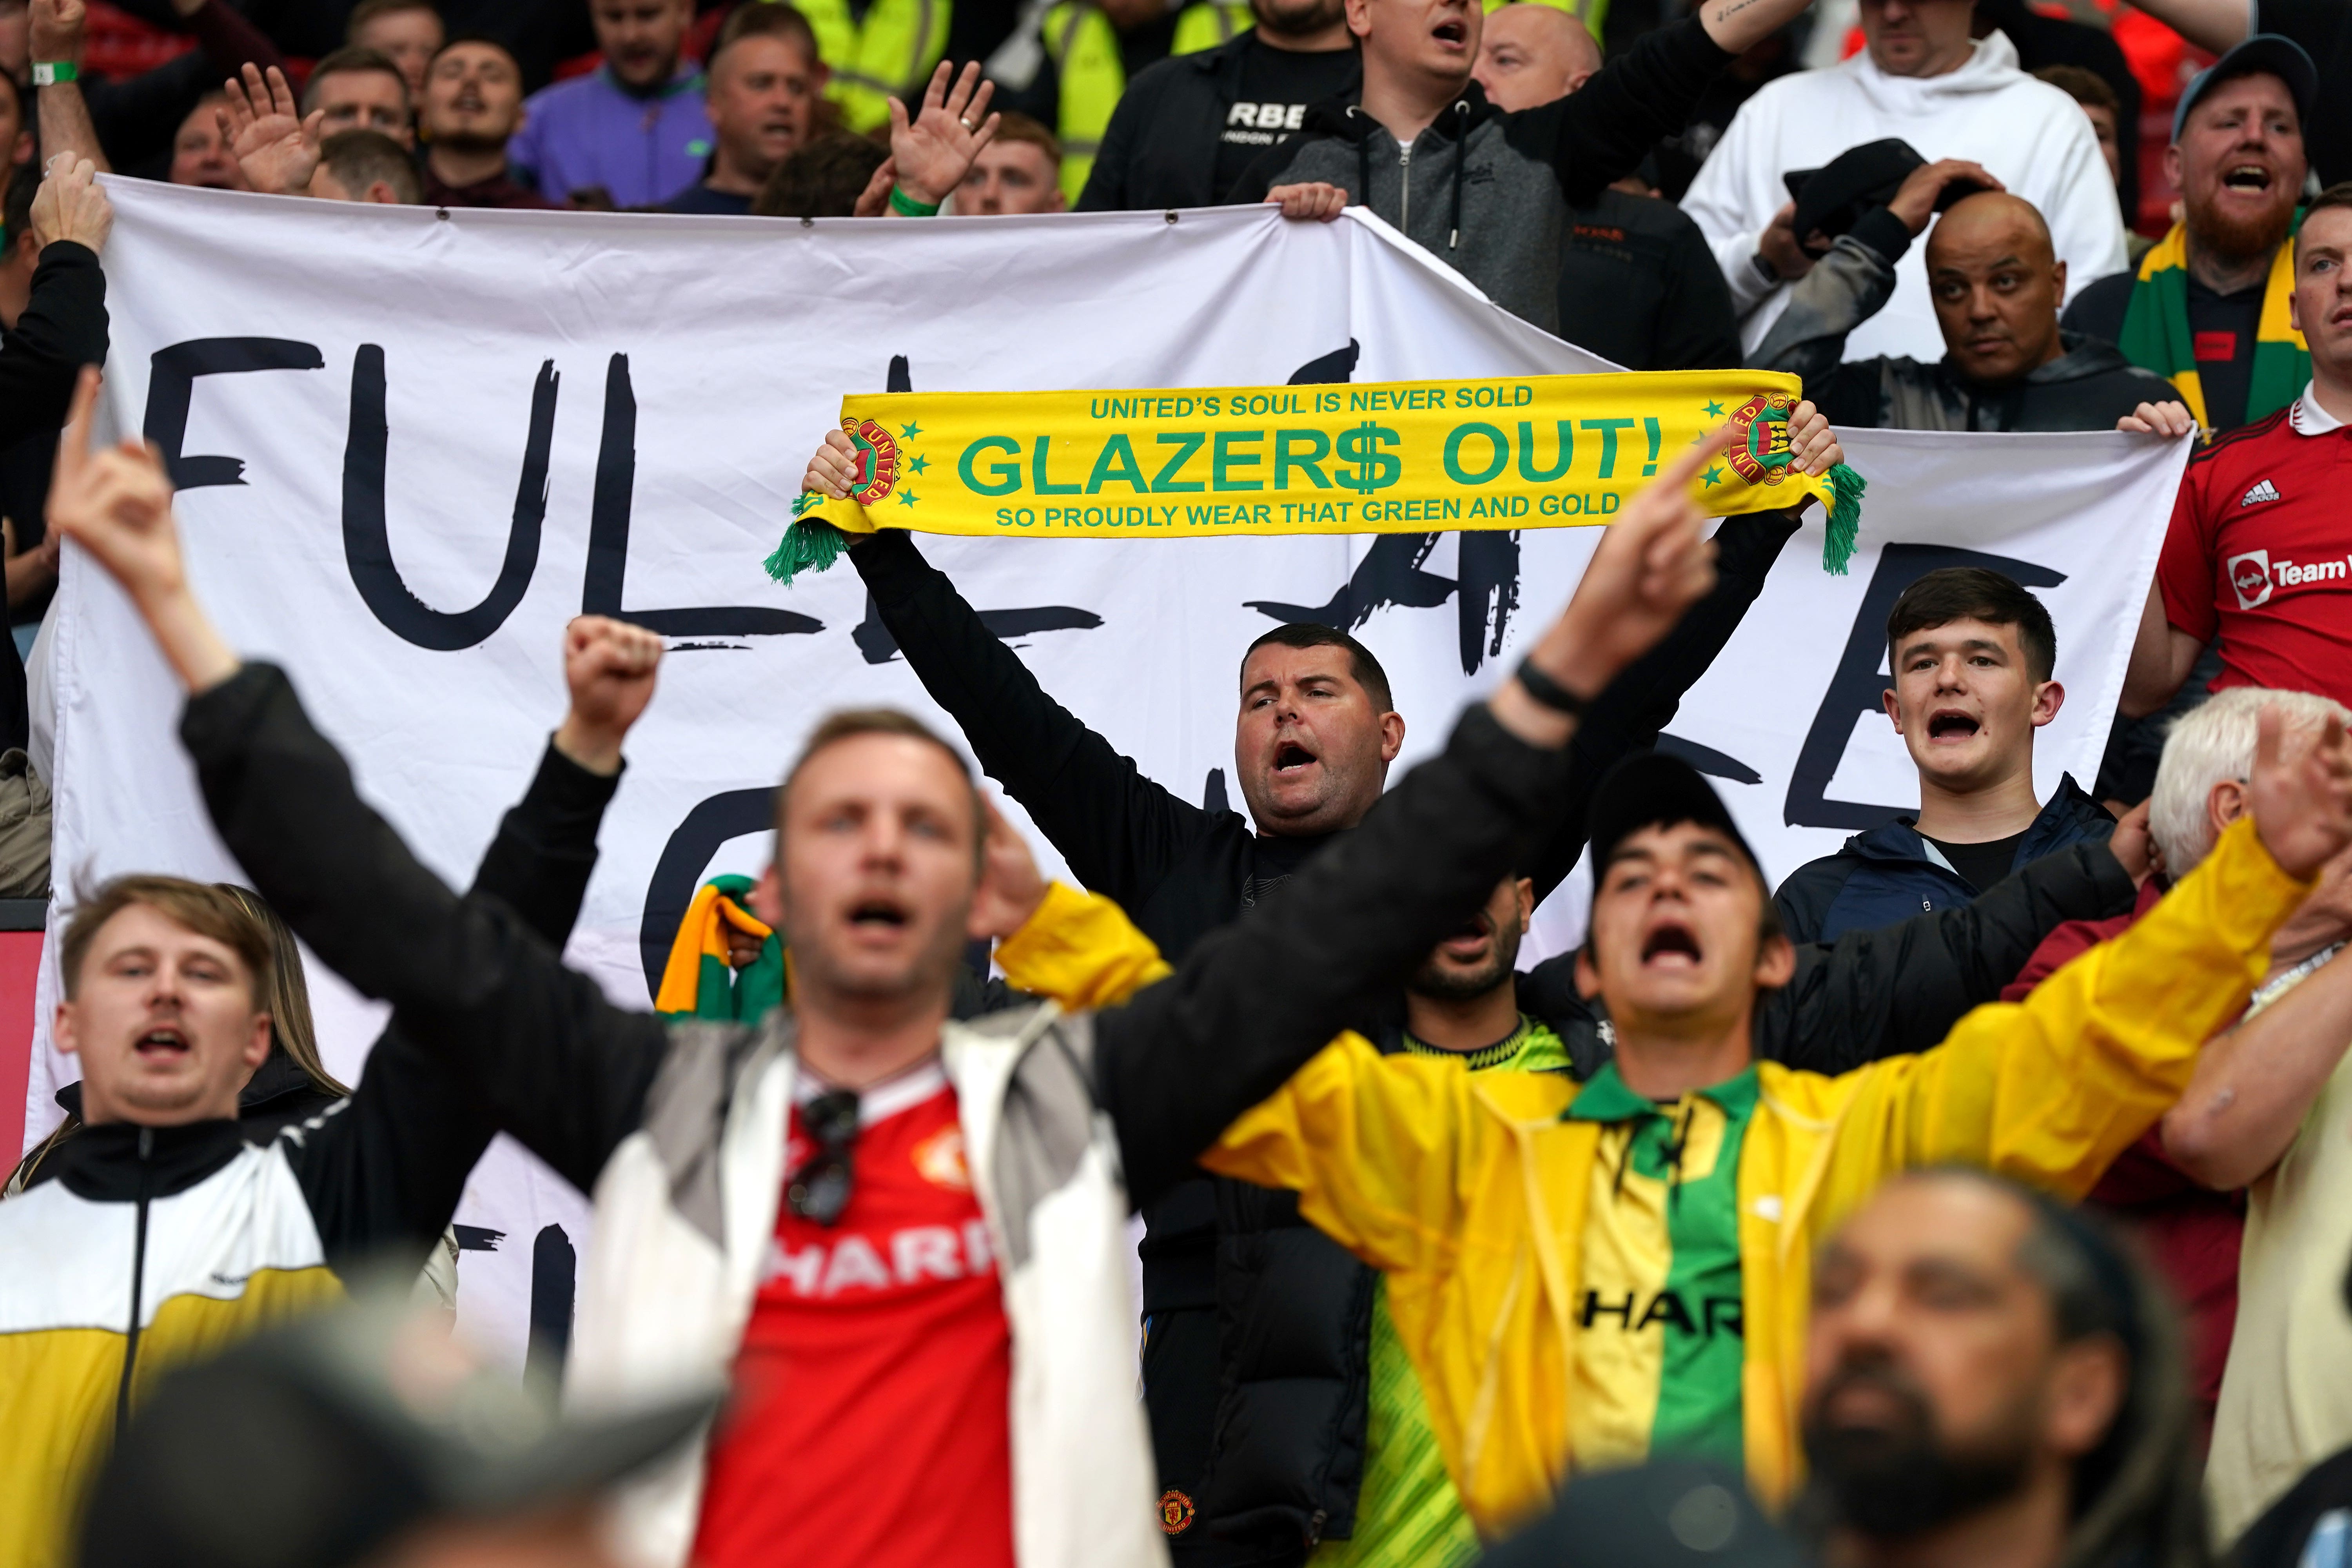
[343, 345, 553, 651]
[584, 353, 819, 638]
[143, 338, 325, 489]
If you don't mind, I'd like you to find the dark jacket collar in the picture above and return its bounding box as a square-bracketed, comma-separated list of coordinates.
[51, 1116, 251, 1203]
[1838, 772, 2110, 867]
[53, 1048, 327, 1125]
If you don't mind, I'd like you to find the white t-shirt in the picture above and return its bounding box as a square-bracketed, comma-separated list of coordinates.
[1679, 30, 2127, 362]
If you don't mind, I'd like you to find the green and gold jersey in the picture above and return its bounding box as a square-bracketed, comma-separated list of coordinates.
[1564, 1062, 1757, 1470]
[1309, 1015, 1566, 1568]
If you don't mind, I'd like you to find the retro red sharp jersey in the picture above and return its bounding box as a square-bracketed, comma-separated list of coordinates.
[2158, 390, 2352, 706]
[693, 1062, 1016, 1568]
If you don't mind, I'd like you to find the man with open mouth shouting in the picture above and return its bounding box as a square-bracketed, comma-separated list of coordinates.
[2063, 33, 2318, 436]
[1095, 699, 2352, 1542]
[1777, 567, 2114, 946]
[820, 407, 1842, 1564]
[63, 374, 1740, 1568]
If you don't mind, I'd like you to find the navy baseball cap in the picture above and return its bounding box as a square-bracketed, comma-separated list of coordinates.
[1585, 751, 1767, 891]
[2172, 33, 2318, 143]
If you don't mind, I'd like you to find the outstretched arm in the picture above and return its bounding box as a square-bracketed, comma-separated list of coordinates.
[0, 158, 109, 452]
[50, 374, 674, 1189]
[827, 522, 1216, 921]
[30, 0, 109, 172]
[1094, 427, 1733, 1206]
[1762, 833, 2145, 1076]
[1523, 403, 1842, 902]
[1823, 708, 2352, 1217]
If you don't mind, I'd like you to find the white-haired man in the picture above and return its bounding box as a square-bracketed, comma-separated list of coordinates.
[2152, 688, 2352, 1543]
[2000, 685, 2352, 1464]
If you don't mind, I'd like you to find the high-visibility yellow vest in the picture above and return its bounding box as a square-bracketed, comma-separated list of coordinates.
[795, 0, 952, 132]
[1040, 0, 1123, 203]
[1044, 0, 1240, 204]
[1478, 0, 1608, 41]
[1171, 0, 1250, 53]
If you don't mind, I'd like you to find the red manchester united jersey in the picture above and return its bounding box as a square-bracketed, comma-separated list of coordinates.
[2158, 390, 2352, 706]
[694, 1062, 1015, 1568]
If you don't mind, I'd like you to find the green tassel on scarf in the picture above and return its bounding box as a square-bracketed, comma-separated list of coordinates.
[764, 500, 850, 588]
[1822, 461, 1866, 575]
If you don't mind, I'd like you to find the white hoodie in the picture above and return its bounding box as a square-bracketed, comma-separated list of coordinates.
[1681, 31, 2127, 362]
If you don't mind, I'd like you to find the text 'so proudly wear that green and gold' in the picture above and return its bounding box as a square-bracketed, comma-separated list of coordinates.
[766, 370, 1864, 584]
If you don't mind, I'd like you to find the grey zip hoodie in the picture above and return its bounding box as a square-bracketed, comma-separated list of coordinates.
[1229, 17, 1732, 334]
[1753, 206, 2178, 431]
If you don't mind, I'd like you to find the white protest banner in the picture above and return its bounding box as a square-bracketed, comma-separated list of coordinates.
[42, 180, 2186, 1365]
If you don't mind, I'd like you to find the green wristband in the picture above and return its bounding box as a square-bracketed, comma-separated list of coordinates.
[887, 185, 940, 218]
[31, 62, 76, 86]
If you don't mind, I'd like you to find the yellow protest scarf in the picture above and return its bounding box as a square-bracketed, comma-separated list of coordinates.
[768, 370, 1864, 585]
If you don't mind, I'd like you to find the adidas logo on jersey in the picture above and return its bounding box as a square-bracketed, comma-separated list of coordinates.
[2242, 479, 2283, 507]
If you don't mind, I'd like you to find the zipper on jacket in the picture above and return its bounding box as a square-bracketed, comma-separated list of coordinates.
[115, 1126, 154, 1438]
[1397, 141, 1412, 231]
[1305, 1508, 1328, 1548]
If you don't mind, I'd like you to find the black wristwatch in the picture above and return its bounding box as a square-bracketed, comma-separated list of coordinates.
[1514, 656, 1590, 716]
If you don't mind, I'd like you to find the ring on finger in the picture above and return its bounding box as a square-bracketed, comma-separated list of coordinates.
[960, 116, 976, 129]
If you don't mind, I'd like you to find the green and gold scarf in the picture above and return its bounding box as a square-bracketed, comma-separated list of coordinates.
[2116, 221, 2308, 429]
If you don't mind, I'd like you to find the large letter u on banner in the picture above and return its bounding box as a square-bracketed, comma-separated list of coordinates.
[342, 344, 556, 652]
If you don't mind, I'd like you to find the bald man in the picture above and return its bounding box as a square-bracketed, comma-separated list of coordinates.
[1754, 159, 2183, 430]
[1472, 2, 1740, 370]
[1473, 5, 1600, 108]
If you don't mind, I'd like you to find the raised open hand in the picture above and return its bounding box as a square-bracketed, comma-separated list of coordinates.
[886, 61, 998, 209]
[554, 615, 663, 775]
[2247, 706, 2352, 880]
[219, 63, 324, 196]
[967, 798, 1050, 942]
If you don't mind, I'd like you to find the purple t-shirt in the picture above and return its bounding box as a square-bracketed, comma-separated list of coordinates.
[509, 64, 714, 209]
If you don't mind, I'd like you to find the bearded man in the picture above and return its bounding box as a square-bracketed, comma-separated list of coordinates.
[2064, 33, 2317, 432]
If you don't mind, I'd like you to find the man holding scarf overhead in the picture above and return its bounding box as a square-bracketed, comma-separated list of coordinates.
[792, 371, 1852, 1566]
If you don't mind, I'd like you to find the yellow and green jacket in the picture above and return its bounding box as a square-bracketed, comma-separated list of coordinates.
[1004, 814, 2306, 1540]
